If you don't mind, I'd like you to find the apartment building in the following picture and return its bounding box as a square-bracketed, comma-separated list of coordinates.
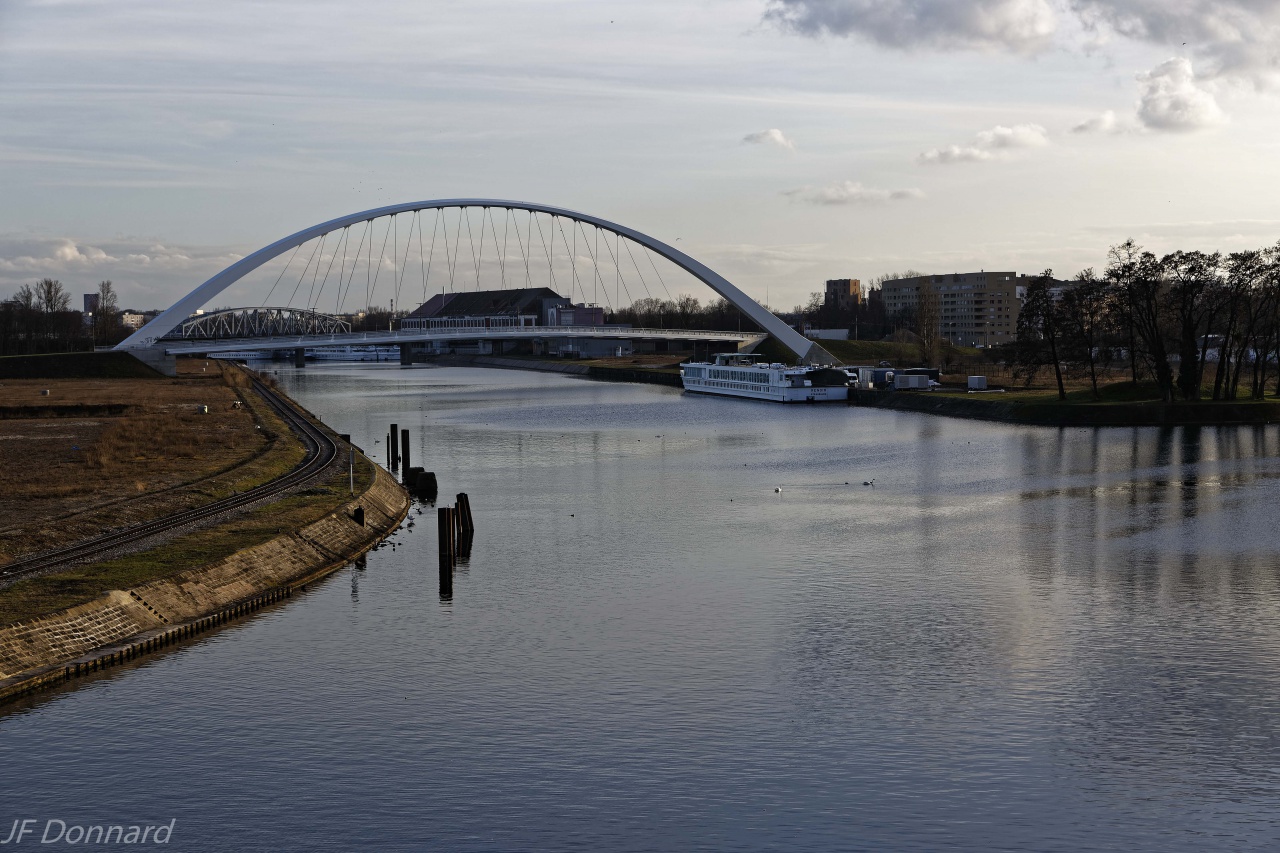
[880, 271, 1056, 348]
[824, 279, 863, 313]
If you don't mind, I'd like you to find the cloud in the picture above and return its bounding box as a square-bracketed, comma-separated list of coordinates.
[917, 145, 993, 164]
[766, 0, 1280, 84]
[742, 128, 796, 150]
[1071, 109, 1120, 133]
[786, 181, 925, 204]
[918, 122, 1048, 164]
[1069, 1, 1280, 86]
[1135, 58, 1225, 131]
[0, 235, 244, 308]
[764, 0, 1058, 53]
[975, 122, 1050, 148]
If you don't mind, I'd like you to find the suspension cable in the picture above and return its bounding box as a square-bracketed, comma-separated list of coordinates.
[598, 227, 635, 307]
[420, 210, 435, 306]
[645, 247, 675, 302]
[498, 207, 510, 290]
[311, 229, 344, 312]
[261, 243, 303, 308]
[368, 215, 393, 314]
[557, 218, 584, 304]
[286, 234, 324, 310]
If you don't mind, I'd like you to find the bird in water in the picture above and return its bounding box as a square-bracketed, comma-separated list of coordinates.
[863, 479, 875, 487]
[774, 487, 782, 493]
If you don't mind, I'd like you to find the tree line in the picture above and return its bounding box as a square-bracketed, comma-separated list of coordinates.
[1, 279, 127, 355]
[1012, 240, 1280, 402]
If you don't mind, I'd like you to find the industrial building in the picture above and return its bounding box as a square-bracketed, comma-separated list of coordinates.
[398, 288, 625, 358]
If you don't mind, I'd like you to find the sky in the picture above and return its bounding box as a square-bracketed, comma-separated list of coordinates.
[1, 0, 1278, 313]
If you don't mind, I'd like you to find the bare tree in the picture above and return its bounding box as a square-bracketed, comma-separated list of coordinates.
[34, 278, 71, 313]
[1016, 270, 1067, 400]
[94, 280, 121, 341]
[1106, 240, 1176, 403]
[1162, 250, 1222, 400]
[9, 284, 36, 310]
[916, 285, 940, 367]
[1058, 269, 1112, 399]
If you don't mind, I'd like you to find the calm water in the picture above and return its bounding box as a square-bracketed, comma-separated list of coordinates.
[3, 364, 1280, 851]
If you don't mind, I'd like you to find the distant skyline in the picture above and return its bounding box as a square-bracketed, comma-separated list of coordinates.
[2, 0, 1278, 312]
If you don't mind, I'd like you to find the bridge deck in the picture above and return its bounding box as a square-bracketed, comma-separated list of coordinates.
[159, 326, 765, 356]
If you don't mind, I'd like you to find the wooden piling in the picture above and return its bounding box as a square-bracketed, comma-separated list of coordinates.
[390, 423, 399, 468]
[457, 493, 475, 535]
[437, 506, 454, 563]
[400, 428, 410, 473]
[439, 551, 453, 599]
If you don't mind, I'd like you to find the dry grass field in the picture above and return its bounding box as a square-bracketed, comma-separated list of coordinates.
[0, 359, 304, 564]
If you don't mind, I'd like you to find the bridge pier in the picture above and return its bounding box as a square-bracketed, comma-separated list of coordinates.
[126, 347, 177, 377]
[399, 343, 413, 365]
[294, 347, 307, 368]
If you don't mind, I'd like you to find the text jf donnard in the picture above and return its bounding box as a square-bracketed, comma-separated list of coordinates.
[1, 819, 175, 845]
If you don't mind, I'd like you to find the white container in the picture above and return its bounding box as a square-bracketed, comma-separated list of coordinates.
[968, 376, 988, 391]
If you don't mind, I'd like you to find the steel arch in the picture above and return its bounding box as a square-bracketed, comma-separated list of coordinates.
[116, 199, 828, 362]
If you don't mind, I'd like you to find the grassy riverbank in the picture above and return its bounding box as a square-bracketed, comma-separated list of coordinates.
[0, 354, 381, 626]
[0, 455, 375, 626]
[0, 359, 305, 563]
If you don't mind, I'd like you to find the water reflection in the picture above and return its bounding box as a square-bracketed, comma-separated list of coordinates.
[1, 364, 1277, 851]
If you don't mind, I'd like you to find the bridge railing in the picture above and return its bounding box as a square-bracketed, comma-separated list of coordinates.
[161, 326, 764, 351]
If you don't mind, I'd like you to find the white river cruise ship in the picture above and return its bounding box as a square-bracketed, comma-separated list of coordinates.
[680, 354, 849, 403]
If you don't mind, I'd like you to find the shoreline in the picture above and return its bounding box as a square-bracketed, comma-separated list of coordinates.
[0, 431, 409, 707]
[430, 354, 684, 388]
[850, 389, 1280, 427]
[427, 355, 1280, 427]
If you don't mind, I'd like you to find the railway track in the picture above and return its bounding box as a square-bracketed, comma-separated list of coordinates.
[0, 377, 340, 581]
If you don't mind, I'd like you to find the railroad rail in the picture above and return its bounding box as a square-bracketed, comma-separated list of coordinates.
[0, 378, 340, 580]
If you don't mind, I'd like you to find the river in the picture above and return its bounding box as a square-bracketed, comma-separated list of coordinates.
[3, 364, 1280, 851]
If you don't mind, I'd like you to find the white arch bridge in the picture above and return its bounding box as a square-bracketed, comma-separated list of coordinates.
[117, 199, 834, 368]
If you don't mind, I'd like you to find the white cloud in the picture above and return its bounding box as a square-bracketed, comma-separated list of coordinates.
[0, 235, 244, 308]
[918, 123, 1048, 164]
[975, 122, 1050, 148]
[1136, 57, 1225, 131]
[1069, 0, 1280, 87]
[787, 181, 925, 204]
[742, 128, 796, 150]
[917, 145, 994, 164]
[766, 0, 1280, 85]
[1071, 109, 1120, 133]
[764, 0, 1058, 54]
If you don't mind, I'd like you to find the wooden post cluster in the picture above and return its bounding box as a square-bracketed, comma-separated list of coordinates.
[437, 493, 476, 599]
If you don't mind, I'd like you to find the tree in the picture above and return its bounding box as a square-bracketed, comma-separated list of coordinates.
[1161, 250, 1221, 400]
[94, 280, 121, 342]
[1057, 269, 1112, 399]
[1015, 270, 1067, 400]
[34, 278, 70, 313]
[10, 284, 36, 310]
[916, 285, 940, 367]
[1106, 240, 1176, 403]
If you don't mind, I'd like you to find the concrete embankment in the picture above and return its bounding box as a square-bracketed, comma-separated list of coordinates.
[851, 389, 1280, 427]
[0, 465, 409, 704]
[438, 355, 684, 388]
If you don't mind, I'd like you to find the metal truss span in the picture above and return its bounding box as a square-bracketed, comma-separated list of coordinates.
[116, 199, 830, 363]
[170, 307, 351, 340]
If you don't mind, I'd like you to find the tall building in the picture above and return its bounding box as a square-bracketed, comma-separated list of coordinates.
[880, 271, 1056, 348]
[824, 279, 863, 313]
